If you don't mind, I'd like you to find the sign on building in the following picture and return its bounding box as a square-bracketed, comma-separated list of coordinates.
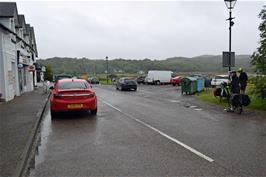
[41, 66, 46, 72]
[28, 65, 35, 72]
[222, 51, 235, 67]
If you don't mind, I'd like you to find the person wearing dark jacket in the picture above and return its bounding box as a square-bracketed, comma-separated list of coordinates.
[230, 71, 240, 94]
[238, 68, 248, 94]
[226, 71, 240, 112]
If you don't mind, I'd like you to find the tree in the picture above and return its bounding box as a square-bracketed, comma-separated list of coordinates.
[251, 5, 266, 74]
[44, 64, 54, 81]
[251, 5, 266, 98]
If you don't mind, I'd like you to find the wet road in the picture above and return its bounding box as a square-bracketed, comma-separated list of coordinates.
[29, 85, 266, 177]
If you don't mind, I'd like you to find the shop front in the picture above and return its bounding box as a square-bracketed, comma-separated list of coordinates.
[17, 51, 34, 94]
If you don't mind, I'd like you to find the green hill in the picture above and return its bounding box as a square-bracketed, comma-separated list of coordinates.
[37, 55, 253, 75]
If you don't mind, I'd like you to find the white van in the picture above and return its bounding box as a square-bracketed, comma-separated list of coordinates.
[145, 70, 173, 85]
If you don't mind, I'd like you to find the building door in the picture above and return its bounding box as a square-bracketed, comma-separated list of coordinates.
[18, 69, 23, 92]
[11, 62, 16, 96]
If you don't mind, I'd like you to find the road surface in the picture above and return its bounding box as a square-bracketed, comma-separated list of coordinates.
[28, 85, 266, 177]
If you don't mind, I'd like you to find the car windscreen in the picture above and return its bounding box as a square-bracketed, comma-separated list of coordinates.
[58, 82, 87, 89]
[215, 76, 229, 79]
[124, 80, 136, 84]
[56, 76, 72, 80]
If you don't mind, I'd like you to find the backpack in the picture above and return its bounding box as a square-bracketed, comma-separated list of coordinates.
[230, 94, 241, 107]
[230, 94, 251, 107]
[242, 94, 251, 106]
[213, 88, 221, 97]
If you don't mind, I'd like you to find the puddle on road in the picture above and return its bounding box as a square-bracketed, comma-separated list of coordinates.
[183, 104, 203, 111]
[28, 110, 52, 177]
[26, 109, 98, 177]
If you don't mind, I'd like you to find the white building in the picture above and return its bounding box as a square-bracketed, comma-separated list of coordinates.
[0, 2, 38, 102]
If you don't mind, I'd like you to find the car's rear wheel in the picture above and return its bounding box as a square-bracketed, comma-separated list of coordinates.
[50, 110, 56, 118]
[91, 108, 97, 115]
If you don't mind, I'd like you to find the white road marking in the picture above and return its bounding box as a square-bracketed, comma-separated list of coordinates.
[194, 108, 203, 111]
[102, 101, 122, 112]
[138, 89, 154, 94]
[169, 100, 181, 103]
[102, 100, 214, 163]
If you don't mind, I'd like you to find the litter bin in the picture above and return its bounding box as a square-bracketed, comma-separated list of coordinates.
[195, 77, 205, 92]
[181, 77, 197, 95]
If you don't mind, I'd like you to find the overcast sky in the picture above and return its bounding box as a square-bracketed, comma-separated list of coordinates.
[16, 1, 265, 60]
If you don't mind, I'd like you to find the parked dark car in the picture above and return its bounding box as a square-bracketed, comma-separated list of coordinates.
[136, 76, 146, 84]
[87, 77, 99, 84]
[116, 77, 137, 91]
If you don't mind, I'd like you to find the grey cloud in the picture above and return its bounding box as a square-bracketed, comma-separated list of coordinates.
[17, 1, 265, 59]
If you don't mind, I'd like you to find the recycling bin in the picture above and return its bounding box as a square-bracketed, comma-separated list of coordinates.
[181, 77, 197, 95]
[196, 77, 205, 92]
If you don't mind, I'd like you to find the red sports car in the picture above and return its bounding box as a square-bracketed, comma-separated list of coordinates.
[50, 79, 97, 117]
[170, 76, 183, 86]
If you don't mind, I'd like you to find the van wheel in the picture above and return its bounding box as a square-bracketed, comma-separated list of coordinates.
[156, 81, 160, 85]
[91, 108, 97, 115]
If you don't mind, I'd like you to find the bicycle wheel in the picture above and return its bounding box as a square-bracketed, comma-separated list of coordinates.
[235, 106, 243, 114]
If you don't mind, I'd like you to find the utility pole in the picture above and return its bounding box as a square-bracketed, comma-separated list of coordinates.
[106, 56, 109, 84]
[224, 0, 237, 73]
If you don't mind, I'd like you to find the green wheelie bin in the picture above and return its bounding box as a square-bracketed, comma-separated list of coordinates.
[181, 77, 197, 95]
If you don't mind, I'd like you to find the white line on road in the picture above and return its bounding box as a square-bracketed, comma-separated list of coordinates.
[137, 89, 154, 94]
[168, 100, 181, 103]
[102, 100, 214, 163]
[103, 101, 122, 112]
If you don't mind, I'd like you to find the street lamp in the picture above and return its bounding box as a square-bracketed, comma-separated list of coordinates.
[106, 56, 109, 84]
[224, 0, 237, 72]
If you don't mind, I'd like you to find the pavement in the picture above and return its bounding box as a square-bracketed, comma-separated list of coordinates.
[0, 86, 50, 177]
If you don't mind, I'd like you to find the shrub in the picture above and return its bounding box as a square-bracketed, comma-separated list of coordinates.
[250, 76, 266, 99]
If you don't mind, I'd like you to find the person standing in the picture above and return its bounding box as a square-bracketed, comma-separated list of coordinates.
[226, 71, 240, 112]
[230, 71, 240, 94]
[238, 68, 248, 94]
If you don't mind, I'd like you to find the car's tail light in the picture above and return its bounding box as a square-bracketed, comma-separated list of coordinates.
[54, 92, 95, 98]
[84, 93, 95, 98]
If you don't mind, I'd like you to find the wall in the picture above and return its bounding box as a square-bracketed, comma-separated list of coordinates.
[0, 28, 6, 100]
[0, 28, 17, 101]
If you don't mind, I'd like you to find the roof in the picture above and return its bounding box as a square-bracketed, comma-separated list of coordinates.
[25, 23, 30, 35]
[18, 14, 26, 28]
[216, 75, 229, 77]
[30, 26, 38, 56]
[0, 2, 17, 17]
[185, 77, 197, 81]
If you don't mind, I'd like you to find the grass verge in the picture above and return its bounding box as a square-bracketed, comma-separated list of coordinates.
[197, 88, 266, 112]
[99, 79, 115, 85]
